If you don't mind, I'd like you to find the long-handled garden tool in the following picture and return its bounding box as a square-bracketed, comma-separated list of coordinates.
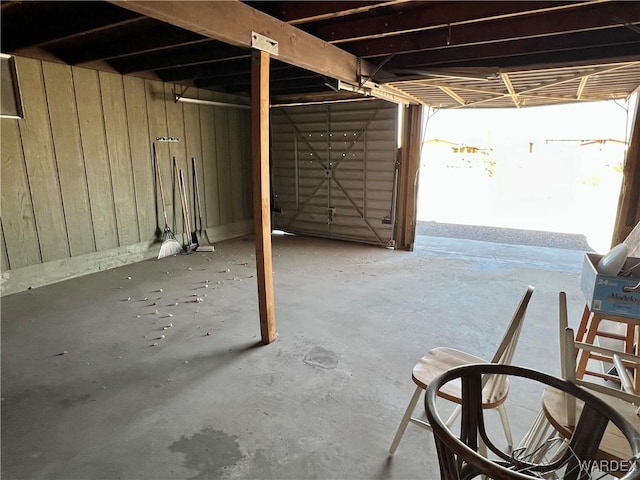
[175, 159, 197, 251]
[154, 144, 183, 259]
[191, 157, 214, 251]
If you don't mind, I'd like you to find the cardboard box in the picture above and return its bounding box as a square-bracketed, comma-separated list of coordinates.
[580, 253, 640, 319]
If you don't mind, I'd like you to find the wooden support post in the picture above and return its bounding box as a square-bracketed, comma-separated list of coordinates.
[251, 50, 276, 344]
[612, 94, 640, 246]
[395, 104, 423, 251]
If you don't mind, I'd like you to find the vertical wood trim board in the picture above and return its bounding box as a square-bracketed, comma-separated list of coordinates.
[0, 118, 41, 268]
[2, 56, 253, 295]
[145, 80, 173, 235]
[123, 76, 155, 242]
[74, 67, 119, 252]
[243, 109, 253, 221]
[43, 62, 95, 257]
[15, 57, 70, 262]
[182, 96, 204, 232]
[239, 109, 253, 220]
[200, 89, 221, 227]
[100, 71, 140, 246]
[0, 221, 10, 272]
[164, 83, 188, 244]
[215, 107, 233, 226]
[228, 108, 245, 223]
[251, 49, 276, 345]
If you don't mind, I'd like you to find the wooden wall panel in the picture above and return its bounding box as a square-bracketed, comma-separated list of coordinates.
[123, 76, 155, 242]
[183, 96, 204, 229]
[199, 90, 221, 227]
[100, 71, 139, 246]
[0, 119, 41, 268]
[0, 222, 10, 272]
[164, 84, 188, 243]
[239, 109, 253, 220]
[144, 80, 172, 234]
[228, 108, 245, 222]
[215, 107, 233, 225]
[43, 62, 95, 257]
[2, 57, 253, 293]
[74, 68, 119, 252]
[15, 57, 70, 262]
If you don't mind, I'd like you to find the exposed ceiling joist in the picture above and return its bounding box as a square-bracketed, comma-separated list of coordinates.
[280, 0, 410, 25]
[197, 67, 318, 90]
[353, 3, 640, 58]
[318, 1, 601, 44]
[0, 1, 142, 51]
[383, 29, 640, 69]
[576, 76, 590, 99]
[438, 87, 466, 106]
[399, 81, 504, 97]
[500, 73, 521, 107]
[393, 60, 640, 109]
[45, 19, 209, 64]
[2, 1, 638, 109]
[517, 62, 636, 95]
[109, 0, 373, 84]
[109, 41, 247, 74]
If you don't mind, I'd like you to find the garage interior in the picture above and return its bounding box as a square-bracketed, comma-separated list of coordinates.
[2, 1, 640, 478]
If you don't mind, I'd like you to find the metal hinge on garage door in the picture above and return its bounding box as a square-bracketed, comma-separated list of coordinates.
[270, 100, 398, 246]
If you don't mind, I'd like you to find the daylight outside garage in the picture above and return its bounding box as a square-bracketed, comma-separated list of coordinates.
[418, 97, 638, 254]
[2, 2, 640, 479]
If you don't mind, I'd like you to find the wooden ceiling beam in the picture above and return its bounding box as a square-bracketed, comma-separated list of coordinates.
[383, 29, 640, 69]
[196, 69, 318, 89]
[46, 19, 208, 64]
[156, 59, 305, 84]
[109, 41, 247, 74]
[1, 1, 142, 51]
[155, 58, 252, 82]
[278, 0, 410, 25]
[354, 3, 640, 58]
[318, 1, 594, 44]
[109, 1, 372, 84]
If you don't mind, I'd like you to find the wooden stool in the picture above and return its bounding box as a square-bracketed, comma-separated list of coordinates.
[575, 305, 640, 390]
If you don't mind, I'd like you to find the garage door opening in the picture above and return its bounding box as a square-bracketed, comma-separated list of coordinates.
[417, 97, 637, 253]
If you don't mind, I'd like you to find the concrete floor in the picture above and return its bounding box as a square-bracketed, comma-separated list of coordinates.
[1, 232, 591, 479]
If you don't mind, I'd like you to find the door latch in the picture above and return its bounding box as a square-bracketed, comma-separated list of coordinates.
[327, 207, 336, 224]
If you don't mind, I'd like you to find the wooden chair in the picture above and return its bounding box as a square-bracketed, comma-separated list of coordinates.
[389, 285, 534, 455]
[563, 325, 640, 427]
[519, 291, 640, 466]
[426, 364, 640, 480]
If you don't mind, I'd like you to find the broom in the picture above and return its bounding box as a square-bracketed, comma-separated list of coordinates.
[154, 144, 183, 259]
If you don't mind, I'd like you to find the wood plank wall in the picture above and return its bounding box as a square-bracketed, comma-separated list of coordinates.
[1, 57, 252, 286]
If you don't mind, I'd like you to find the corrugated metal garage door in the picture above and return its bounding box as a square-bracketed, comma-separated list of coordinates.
[271, 100, 398, 246]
